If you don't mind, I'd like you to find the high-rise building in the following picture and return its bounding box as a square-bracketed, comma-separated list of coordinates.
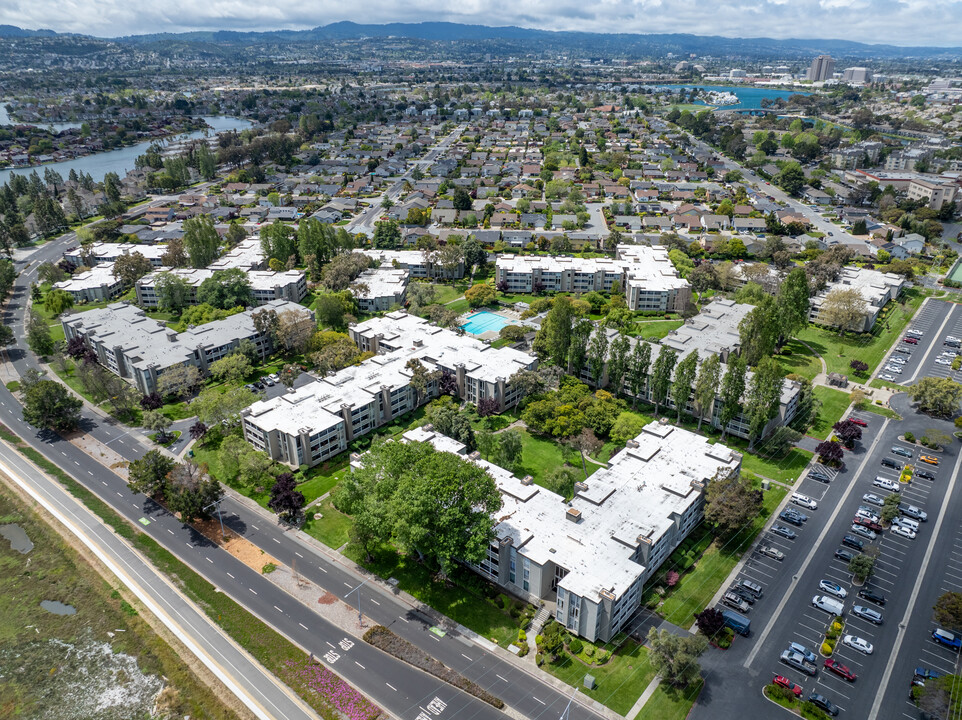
[843, 67, 873, 84]
[809, 55, 835, 82]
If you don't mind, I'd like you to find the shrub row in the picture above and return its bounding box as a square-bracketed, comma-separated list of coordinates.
[363, 626, 505, 709]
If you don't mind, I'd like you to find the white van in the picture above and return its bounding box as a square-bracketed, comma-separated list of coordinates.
[893, 516, 920, 533]
[812, 595, 845, 615]
[792, 492, 818, 510]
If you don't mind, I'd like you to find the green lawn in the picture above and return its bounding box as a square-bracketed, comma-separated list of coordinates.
[655, 482, 789, 629]
[432, 284, 463, 305]
[642, 680, 704, 720]
[737, 446, 814, 485]
[446, 298, 470, 314]
[859, 402, 902, 420]
[543, 639, 656, 716]
[301, 498, 353, 549]
[796, 288, 926, 375]
[809, 386, 853, 440]
[297, 456, 350, 504]
[630, 320, 684, 340]
[344, 543, 530, 647]
[774, 340, 823, 382]
[518, 429, 599, 487]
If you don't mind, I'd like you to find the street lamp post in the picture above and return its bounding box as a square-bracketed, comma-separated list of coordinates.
[203, 498, 225, 539]
[345, 579, 370, 627]
[559, 687, 579, 720]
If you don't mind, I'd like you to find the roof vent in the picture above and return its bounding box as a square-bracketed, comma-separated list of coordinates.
[574, 482, 588, 493]
[566, 507, 582, 523]
[469, 451, 481, 460]
[521, 475, 534, 486]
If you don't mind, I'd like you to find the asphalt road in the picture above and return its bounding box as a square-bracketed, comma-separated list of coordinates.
[0, 441, 318, 720]
[691, 395, 960, 720]
[3, 232, 611, 720]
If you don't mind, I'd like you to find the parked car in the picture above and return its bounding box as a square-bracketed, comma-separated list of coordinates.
[883, 366, 903, 374]
[880, 458, 901, 470]
[771, 525, 797, 540]
[809, 470, 831, 482]
[808, 693, 840, 716]
[933, 629, 962, 650]
[843, 635, 874, 654]
[915, 667, 942, 682]
[857, 587, 886, 606]
[834, 548, 856, 562]
[856, 506, 881, 523]
[936, 358, 953, 366]
[824, 658, 856, 681]
[874, 476, 901, 491]
[850, 524, 878, 540]
[781, 650, 817, 676]
[773, 675, 803, 697]
[916, 469, 936, 480]
[921, 455, 940, 465]
[819, 580, 848, 599]
[862, 492, 885, 507]
[852, 605, 883, 624]
[780, 510, 806, 526]
[842, 535, 865, 551]
[758, 544, 785, 561]
[879, 373, 898, 381]
[892, 525, 917, 539]
[889, 356, 907, 364]
[728, 587, 755, 605]
[848, 417, 868, 427]
[899, 504, 928, 521]
[903, 337, 919, 344]
[723, 592, 750, 613]
[853, 516, 883, 532]
[792, 493, 818, 510]
[892, 446, 913, 458]
[788, 642, 818, 665]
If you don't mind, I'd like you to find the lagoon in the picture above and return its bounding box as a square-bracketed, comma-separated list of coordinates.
[661, 85, 810, 111]
[0, 115, 253, 187]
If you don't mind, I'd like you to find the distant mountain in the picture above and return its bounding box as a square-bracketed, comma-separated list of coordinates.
[0, 24, 58, 38]
[2, 21, 961, 59]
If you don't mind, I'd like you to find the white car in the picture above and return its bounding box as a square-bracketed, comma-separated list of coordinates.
[874, 477, 901, 492]
[819, 579, 848, 598]
[862, 493, 885, 506]
[792, 493, 818, 510]
[892, 525, 917, 539]
[843, 635, 874, 654]
[936, 358, 953, 366]
[856, 508, 880, 523]
[884, 366, 903, 374]
[889, 356, 906, 364]
[880, 373, 897, 382]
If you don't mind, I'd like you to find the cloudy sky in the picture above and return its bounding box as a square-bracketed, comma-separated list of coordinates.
[2, 0, 961, 47]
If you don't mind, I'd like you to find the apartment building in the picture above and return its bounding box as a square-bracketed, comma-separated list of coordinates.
[397, 422, 741, 643]
[241, 312, 537, 468]
[495, 245, 691, 313]
[61, 300, 309, 396]
[906, 177, 959, 211]
[135, 268, 308, 308]
[354, 267, 410, 313]
[53, 263, 126, 303]
[361, 249, 465, 280]
[62, 242, 169, 269]
[810, 266, 906, 332]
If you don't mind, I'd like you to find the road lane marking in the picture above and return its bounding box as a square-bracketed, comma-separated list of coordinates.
[249, 588, 257, 595]
[461, 653, 472, 661]
[227, 572, 234, 578]
[295, 552, 303, 558]
[532, 697, 545, 705]
[355, 661, 365, 669]
[496, 674, 508, 682]
[274, 605, 283, 612]
[299, 623, 308, 630]
[206, 557, 213, 563]
[370, 599, 380, 606]
[386, 683, 397, 691]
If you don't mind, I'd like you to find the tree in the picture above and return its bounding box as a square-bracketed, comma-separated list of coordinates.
[849, 554, 876, 583]
[279, 364, 301, 389]
[373, 219, 401, 249]
[695, 607, 726, 638]
[819, 288, 867, 334]
[566, 427, 602, 478]
[933, 592, 962, 632]
[536, 295, 575, 367]
[738, 297, 780, 366]
[44, 288, 74, 317]
[321, 252, 371, 291]
[719, 356, 746, 440]
[156, 364, 201, 401]
[155, 272, 194, 314]
[141, 392, 162, 410]
[915, 675, 962, 720]
[606, 334, 631, 396]
[586, 326, 609, 387]
[767, 425, 803, 456]
[544, 466, 579, 499]
[646, 627, 708, 688]
[495, 429, 524, 472]
[0, 325, 13, 348]
[260, 221, 298, 267]
[628, 341, 652, 405]
[191, 386, 257, 427]
[833, 419, 863, 449]
[452, 187, 472, 211]
[464, 283, 496, 307]
[776, 268, 810, 340]
[21, 377, 83, 432]
[705, 471, 762, 538]
[672, 351, 699, 422]
[112, 252, 154, 287]
[693, 354, 721, 431]
[161, 237, 189, 268]
[269, 472, 305, 523]
[815, 440, 844, 465]
[462, 237, 487, 268]
[142, 410, 173, 442]
[274, 309, 315, 354]
[26, 309, 55, 357]
[166, 462, 223, 523]
[183, 214, 220, 268]
[209, 353, 252, 384]
[744, 357, 784, 450]
[650, 346, 678, 415]
[776, 162, 806, 195]
[196, 268, 253, 309]
[476, 397, 501, 418]
[850, 359, 869, 376]
[127, 450, 175, 498]
[908, 377, 962, 417]
[189, 421, 208, 443]
[426, 402, 476, 448]
[37, 261, 68, 285]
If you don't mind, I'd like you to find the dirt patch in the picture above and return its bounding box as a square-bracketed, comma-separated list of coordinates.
[190, 516, 279, 572]
[317, 591, 338, 605]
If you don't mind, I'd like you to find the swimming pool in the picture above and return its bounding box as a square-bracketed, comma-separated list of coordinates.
[461, 311, 512, 335]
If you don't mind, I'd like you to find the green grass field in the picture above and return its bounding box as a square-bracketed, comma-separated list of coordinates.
[797, 288, 926, 376]
[740, 448, 813, 484]
[774, 339, 823, 382]
[544, 639, 656, 715]
[630, 320, 684, 340]
[518, 430, 600, 487]
[301, 498, 353, 549]
[809, 386, 853, 440]
[643, 680, 704, 720]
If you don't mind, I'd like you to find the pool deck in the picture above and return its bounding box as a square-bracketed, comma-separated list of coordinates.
[460, 307, 536, 341]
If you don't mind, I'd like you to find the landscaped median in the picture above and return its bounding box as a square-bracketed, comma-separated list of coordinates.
[763, 683, 836, 719]
[819, 616, 845, 657]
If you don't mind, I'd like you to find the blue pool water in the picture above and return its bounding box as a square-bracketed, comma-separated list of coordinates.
[462, 311, 511, 335]
[658, 84, 810, 111]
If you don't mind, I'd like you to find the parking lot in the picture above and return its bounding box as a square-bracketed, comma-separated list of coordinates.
[692, 397, 961, 720]
[878, 299, 962, 387]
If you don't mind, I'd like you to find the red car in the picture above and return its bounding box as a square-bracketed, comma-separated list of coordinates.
[848, 417, 868, 427]
[824, 658, 857, 681]
[854, 516, 883, 532]
[903, 337, 918, 344]
[773, 675, 803, 696]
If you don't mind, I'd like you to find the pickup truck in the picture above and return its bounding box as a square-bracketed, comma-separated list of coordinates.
[781, 650, 817, 676]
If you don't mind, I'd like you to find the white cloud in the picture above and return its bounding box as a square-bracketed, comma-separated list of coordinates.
[1, 0, 960, 46]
